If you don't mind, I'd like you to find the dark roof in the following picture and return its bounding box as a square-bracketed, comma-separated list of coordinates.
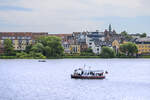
[87, 34, 104, 38]
[94, 40, 112, 47]
[135, 38, 150, 44]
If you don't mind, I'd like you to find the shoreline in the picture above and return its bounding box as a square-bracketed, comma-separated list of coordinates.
[0, 56, 150, 59]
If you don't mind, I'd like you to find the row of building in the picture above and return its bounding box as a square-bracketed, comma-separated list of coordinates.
[0, 25, 150, 55]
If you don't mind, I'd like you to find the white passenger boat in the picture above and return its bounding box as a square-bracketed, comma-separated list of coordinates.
[71, 68, 108, 79]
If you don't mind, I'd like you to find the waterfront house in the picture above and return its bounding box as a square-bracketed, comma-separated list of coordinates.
[70, 44, 80, 54]
[86, 31, 105, 47]
[112, 40, 120, 54]
[73, 32, 88, 52]
[134, 38, 150, 55]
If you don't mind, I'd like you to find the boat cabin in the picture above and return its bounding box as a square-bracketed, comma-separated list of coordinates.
[73, 68, 105, 76]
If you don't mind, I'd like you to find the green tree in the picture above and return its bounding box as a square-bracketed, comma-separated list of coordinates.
[29, 52, 46, 59]
[36, 36, 64, 58]
[120, 31, 132, 40]
[16, 52, 46, 59]
[31, 43, 44, 53]
[86, 48, 93, 53]
[4, 39, 14, 55]
[100, 46, 116, 58]
[25, 44, 32, 53]
[140, 33, 147, 38]
[44, 46, 51, 57]
[80, 48, 95, 56]
[120, 42, 138, 56]
[121, 31, 128, 36]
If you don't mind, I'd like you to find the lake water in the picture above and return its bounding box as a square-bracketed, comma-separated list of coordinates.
[0, 59, 150, 100]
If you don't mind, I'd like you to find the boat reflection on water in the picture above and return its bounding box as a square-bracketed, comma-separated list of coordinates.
[71, 68, 108, 79]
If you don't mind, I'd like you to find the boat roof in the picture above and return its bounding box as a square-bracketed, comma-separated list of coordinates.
[75, 69, 104, 73]
[84, 70, 104, 72]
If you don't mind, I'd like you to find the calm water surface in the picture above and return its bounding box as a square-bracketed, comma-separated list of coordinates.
[0, 59, 150, 100]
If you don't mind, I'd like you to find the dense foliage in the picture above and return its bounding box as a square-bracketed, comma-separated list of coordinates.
[34, 36, 64, 58]
[100, 47, 116, 58]
[120, 31, 132, 40]
[140, 33, 147, 38]
[4, 39, 14, 55]
[120, 42, 138, 56]
[1, 36, 64, 59]
[25, 44, 33, 53]
[80, 48, 95, 56]
[16, 52, 46, 59]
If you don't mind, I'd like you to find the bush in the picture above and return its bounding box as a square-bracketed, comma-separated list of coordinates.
[29, 52, 46, 59]
[0, 56, 17, 59]
[64, 56, 100, 58]
[80, 52, 95, 56]
[120, 42, 138, 56]
[16, 52, 46, 59]
[16, 52, 32, 59]
[140, 55, 150, 58]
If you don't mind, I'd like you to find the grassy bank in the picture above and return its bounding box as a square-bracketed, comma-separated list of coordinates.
[0, 55, 150, 59]
[0, 56, 17, 59]
[140, 55, 150, 58]
[64, 56, 100, 58]
[0, 55, 100, 59]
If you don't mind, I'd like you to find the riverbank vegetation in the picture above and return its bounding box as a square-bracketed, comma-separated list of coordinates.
[0, 36, 63, 59]
[100, 47, 116, 58]
[119, 42, 138, 56]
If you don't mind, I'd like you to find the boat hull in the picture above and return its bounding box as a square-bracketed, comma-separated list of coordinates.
[71, 75, 105, 79]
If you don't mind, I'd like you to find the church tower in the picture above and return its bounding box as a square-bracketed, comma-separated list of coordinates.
[109, 24, 112, 34]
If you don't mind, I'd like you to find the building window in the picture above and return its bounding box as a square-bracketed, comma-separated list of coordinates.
[89, 43, 92, 45]
[32, 40, 35, 44]
[17, 37, 20, 39]
[19, 40, 22, 45]
[22, 37, 25, 39]
[97, 48, 99, 51]
[28, 37, 31, 39]
[2, 37, 8, 39]
[12, 37, 15, 39]
[18, 36, 23, 40]
[12, 40, 15, 45]
[2, 37, 4, 39]
[1, 40, 4, 45]
[26, 40, 29, 45]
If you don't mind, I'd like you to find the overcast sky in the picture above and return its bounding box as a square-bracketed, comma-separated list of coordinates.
[0, 0, 150, 34]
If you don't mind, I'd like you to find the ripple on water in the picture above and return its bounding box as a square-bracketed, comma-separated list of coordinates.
[0, 59, 150, 100]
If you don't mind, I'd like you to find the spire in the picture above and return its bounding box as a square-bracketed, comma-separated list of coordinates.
[109, 24, 112, 33]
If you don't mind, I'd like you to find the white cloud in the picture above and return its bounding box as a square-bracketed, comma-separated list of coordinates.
[0, 0, 150, 33]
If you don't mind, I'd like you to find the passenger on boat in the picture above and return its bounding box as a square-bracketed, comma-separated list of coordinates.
[90, 72, 94, 75]
[105, 71, 108, 74]
[98, 73, 103, 76]
[81, 71, 83, 75]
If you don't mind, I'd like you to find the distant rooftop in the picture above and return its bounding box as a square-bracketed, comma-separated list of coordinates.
[135, 37, 150, 42]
